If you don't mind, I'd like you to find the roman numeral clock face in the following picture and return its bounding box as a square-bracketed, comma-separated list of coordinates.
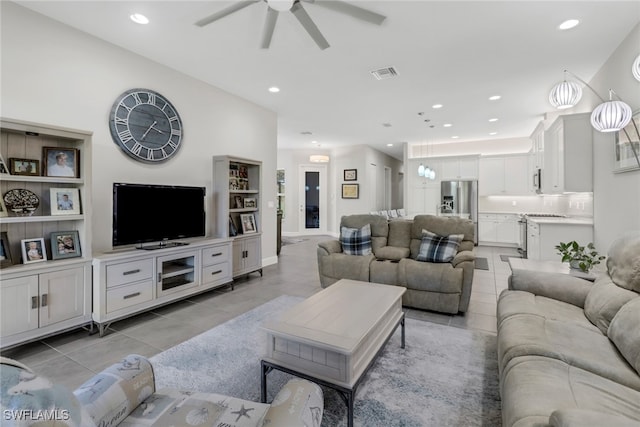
[109, 89, 183, 163]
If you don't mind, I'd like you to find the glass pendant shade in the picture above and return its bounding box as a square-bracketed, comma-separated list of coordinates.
[633, 55, 640, 82]
[418, 163, 425, 177]
[590, 100, 632, 132]
[429, 169, 436, 180]
[549, 80, 582, 109]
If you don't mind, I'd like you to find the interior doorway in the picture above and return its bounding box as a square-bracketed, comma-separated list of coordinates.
[298, 164, 327, 234]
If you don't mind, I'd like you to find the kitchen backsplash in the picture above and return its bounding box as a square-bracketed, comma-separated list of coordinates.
[479, 193, 593, 217]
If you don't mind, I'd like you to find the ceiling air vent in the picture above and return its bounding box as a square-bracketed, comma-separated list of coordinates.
[370, 66, 398, 80]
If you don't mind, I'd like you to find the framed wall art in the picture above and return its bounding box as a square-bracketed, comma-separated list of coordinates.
[50, 230, 81, 260]
[344, 169, 357, 181]
[43, 147, 79, 178]
[243, 197, 256, 208]
[0, 232, 13, 267]
[229, 215, 238, 237]
[0, 196, 7, 218]
[21, 237, 47, 264]
[342, 183, 359, 199]
[614, 110, 640, 173]
[240, 213, 257, 234]
[9, 158, 40, 176]
[50, 188, 81, 215]
[0, 153, 9, 175]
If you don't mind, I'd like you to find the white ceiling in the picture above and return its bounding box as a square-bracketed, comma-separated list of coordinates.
[14, 1, 640, 160]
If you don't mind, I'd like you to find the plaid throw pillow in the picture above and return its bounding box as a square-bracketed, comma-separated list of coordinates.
[417, 229, 463, 263]
[340, 223, 372, 256]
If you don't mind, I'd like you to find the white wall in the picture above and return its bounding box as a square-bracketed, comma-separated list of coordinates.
[1, 3, 278, 260]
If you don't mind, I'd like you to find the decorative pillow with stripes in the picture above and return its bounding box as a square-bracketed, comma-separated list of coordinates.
[417, 229, 463, 262]
[340, 223, 372, 256]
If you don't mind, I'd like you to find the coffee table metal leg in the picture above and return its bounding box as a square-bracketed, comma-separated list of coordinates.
[401, 314, 405, 349]
[260, 360, 270, 403]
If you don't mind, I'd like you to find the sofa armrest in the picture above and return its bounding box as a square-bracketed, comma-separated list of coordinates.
[264, 378, 324, 427]
[550, 409, 640, 427]
[318, 239, 342, 255]
[508, 269, 593, 308]
[74, 354, 155, 427]
[451, 250, 474, 268]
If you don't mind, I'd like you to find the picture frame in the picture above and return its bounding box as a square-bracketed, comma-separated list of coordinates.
[240, 213, 257, 234]
[234, 195, 243, 209]
[0, 153, 9, 175]
[341, 183, 359, 199]
[50, 230, 81, 260]
[243, 197, 256, 209]
[50, 188, 81, 215]
[0, 232, 13, 268]
[0, 196, 7, 218]
[344, 169, 357, 181]
[229, 215, 238, 237]
[43, 147, 79, 178]
[21, 237, 47, 264]
[9, 158, 40, 176]
[614, 110, 640, 173]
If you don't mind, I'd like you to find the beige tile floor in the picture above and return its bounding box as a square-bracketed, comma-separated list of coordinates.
[1, 236, 517, 391]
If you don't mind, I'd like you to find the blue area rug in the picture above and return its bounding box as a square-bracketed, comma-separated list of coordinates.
[150, 295, 502, 426]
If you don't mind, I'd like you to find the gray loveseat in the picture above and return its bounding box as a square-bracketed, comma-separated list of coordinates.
[497, 233, 640, 426]
[1, 354, 323, 427]
[317, 214, 475, 314]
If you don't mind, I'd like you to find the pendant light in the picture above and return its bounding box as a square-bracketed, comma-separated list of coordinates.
[590, 90, 633, 132]
[633, 54, 640, 82]
[549, 71, 582, 109]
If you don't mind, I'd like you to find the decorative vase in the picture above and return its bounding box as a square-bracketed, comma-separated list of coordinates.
[569, 260, 583, 271]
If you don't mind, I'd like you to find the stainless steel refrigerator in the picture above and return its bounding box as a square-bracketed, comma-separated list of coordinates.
[440, 180, 478, 244]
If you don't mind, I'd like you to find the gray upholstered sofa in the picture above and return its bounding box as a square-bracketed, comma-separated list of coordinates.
[317, 214, 476, 314]
[497, 233, 640, 426]
[1, 354, 323, 427]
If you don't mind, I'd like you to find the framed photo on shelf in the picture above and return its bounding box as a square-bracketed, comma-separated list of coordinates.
[344, 169, 357, 181]
[614, 110, 640, 173]
[234, 195, 243, 209]
[50, 231, 81, 260]
[0, 196, 8, 218]
[9, 158, 40, 176]
[50, 188, 81, 215]
[21, 237, 47, 264]
[229, 215, 238, 237]
[0, 154, 9, 175]
[243, 197, 256, 208]
[341, 183, 359, 199]
[43, 147, 79, 178]
[0, 232, 13, 268]
[240, 213, 257, 234]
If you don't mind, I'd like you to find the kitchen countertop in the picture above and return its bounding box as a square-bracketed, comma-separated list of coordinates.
[526, 217, 593, 225]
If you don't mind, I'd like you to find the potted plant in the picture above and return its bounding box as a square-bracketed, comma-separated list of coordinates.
[555, 241, 605, 272]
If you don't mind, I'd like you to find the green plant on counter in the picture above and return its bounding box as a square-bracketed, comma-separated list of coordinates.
[555, 241, 605, 272]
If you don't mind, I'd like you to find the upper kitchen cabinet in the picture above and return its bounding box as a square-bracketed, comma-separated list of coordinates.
[478, 154, 529, 196]
[440, 156, 479, 180]
[542, 113, 593, 194]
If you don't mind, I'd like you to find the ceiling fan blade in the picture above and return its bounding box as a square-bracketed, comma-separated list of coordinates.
[290, 2, 330, 50]
[261, 7, 279, 49]
[195, 0, 261, 27]
[311, 0, 386, 25]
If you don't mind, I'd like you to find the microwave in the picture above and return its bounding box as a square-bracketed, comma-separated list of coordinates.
[533, 168, 542, 194]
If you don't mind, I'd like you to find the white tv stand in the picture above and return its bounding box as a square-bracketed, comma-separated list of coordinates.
[92, 237, 232, 336]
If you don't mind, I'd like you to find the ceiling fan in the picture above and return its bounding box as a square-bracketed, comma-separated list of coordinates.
[195, 0, 386, 50]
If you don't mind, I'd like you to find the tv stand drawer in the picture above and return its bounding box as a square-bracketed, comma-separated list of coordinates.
[106, 259, 153, 288]
[107, 281, 153, 313]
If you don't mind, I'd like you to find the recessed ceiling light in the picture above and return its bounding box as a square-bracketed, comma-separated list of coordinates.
[489, 95, 501, 101]
[268, 87, 280, 93]
[451, 136, 459, 139]
[130, 13, 149, 24]
[489, 132, 498, 135]
[559, 19, 580, 30]
[311, 140, 318, 144]
[386, 143, 394, 147]
[488, 118, 499, 122]
[432, 104, 443, 109]
[443, 123, 452, 128]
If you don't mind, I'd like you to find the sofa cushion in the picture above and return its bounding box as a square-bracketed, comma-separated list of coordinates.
[606, 231, 640, 292]
[608, 297, 640, 375]
[340, 214, 388, 253]
[340, 223, 372, 256]
[416, 230, 463, 262]
[410, 215, 475, 257]
[387, 219, 412, 247]
[584, 274, 639, 334]
[550, 409, 640, 427]
[375, 245, 410, 260]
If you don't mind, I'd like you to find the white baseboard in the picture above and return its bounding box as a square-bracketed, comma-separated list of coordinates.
[262, 255, 278, 267]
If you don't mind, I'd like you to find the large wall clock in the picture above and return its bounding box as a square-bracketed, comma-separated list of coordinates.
[109, 88, 183, 163]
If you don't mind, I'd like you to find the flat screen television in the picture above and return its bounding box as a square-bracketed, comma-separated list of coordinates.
[113, 183, 206, 248]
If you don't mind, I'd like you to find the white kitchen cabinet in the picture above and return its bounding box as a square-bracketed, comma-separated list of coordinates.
[526, 219, 593, 261]
[530, 121, 545, 170]
[527, 221, 541, 260]
[478, 213, 519, 246]
[478, 155, 529, 195]
[440, 156, 479, 180]
[232, 234, 262, 278]
[542, 113, 592, 194]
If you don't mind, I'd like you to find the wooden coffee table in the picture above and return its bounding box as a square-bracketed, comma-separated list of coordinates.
[260, 279, 406, 427]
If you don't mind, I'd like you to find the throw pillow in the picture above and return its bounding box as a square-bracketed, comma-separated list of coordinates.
[607, 297, 640, 375]
[584, 275, 638, 334]
[416, 229, 463, 263]
[340, 223, 372, 256]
